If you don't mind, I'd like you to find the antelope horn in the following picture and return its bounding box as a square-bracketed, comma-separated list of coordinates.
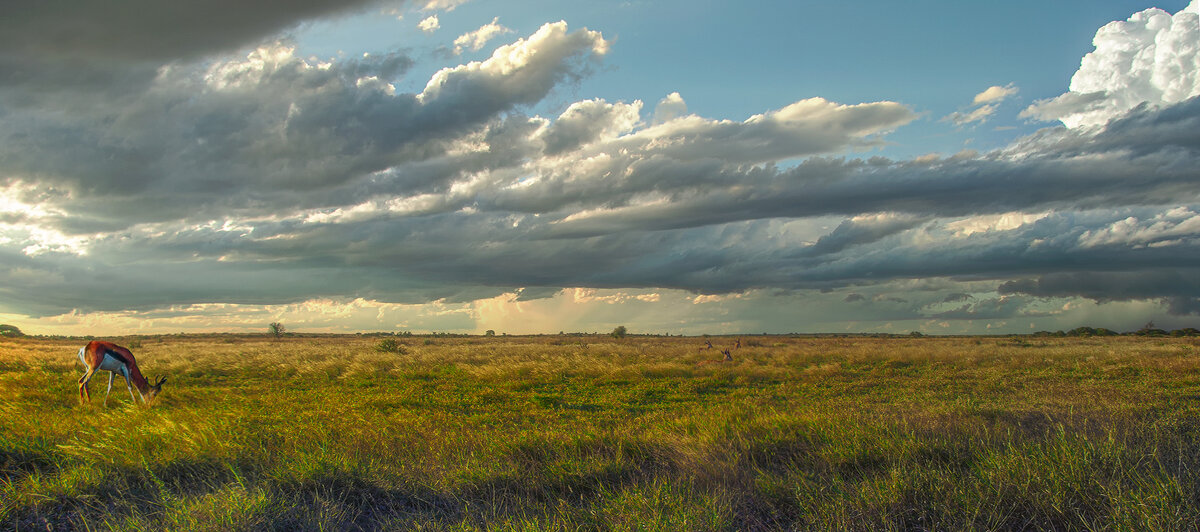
[155, 376, 167, 386]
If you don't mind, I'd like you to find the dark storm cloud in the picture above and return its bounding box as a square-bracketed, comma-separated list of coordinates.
[927, 296, 1047, 320]
[0, 1, 387, 63]
[0, 241, 512, 317]
[800, 214, 927, 257]
[0, 1, 392, 107]
[999, 270, 1200, 316]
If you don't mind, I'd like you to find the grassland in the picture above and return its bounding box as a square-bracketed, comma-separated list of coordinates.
[3, 334, 1200, 530]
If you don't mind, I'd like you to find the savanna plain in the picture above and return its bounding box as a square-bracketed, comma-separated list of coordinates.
[4, 334, 1200, 530]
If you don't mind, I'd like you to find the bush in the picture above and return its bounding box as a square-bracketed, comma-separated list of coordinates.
[376, 338, 406, 354]
[611, 325, 627, 339]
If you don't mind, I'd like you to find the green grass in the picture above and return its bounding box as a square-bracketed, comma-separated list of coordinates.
[3, 335, 1200, 530]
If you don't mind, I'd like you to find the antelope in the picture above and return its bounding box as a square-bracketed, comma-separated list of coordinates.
[696, 348, 734, 367]
[77, 341, 166, 407]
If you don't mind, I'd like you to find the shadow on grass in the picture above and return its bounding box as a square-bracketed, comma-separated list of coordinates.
[10, 414, 1200, 530]
[0, 435, 61, 485]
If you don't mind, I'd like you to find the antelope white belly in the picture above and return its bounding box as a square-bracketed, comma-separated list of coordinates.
[98, 354, 128, 375]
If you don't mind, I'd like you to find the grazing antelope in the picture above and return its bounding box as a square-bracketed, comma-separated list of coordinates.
[696, 348, 734, 367]
[77, 341, 166, 407]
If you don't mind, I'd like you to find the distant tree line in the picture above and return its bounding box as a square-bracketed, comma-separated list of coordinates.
[1032, 325, 1200, 338]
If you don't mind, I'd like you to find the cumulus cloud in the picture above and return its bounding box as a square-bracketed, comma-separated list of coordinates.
[422, 21, 607, 103]
[419, 15, 440, 33]
[652, 92, 688, 124]
[539, 99, 642, 155]
[453, 17, 514, 54]
[1023, 1, 1200, 128]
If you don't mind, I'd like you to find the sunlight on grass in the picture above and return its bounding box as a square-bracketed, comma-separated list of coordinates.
[3, 334, 1200, 529]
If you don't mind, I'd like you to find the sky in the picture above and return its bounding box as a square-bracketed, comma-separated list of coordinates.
[0, 1, 1197, 336]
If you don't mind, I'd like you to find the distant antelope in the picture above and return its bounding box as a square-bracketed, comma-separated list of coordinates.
[699, 339, 714, 352]
[696, 348, 734, 367]
[77, 341, 166, 407]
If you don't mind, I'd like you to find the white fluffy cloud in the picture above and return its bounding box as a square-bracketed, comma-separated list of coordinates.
[652, 92, 688, 124]
[1023, 1, 1200, 128]
[424, 21, 606, 102]
[418, 15, 440, 33]
[453, 17, 514, 54]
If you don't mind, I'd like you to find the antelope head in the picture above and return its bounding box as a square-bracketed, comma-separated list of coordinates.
[146, 376, 168, 403]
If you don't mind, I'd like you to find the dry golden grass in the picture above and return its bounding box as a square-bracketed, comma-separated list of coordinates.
[3, 334, 1200, 530]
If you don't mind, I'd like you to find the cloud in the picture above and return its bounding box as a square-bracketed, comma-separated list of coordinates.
[419, 15, 440, 33]
[422, 0, 470, 12]
[801, 213, 927, 257]
[652, 92, 688, 124]
[422, 21, 608, 103]
[973, 84, 1019, 105]
[0, 22, 609, 235]
[1000, 270, 1200, 316]
[0, 1, 380, 65]
[542, 100, 1200, 238]
[453, 17, 514, 54]
[3, 1, 1200, 334]
[10, 92, 1196, 317]
[944, 84, 1018, 125]
[1023, 2, 1200, 128]
[945, 104, 998, 126]
[539, 99, 642, 155]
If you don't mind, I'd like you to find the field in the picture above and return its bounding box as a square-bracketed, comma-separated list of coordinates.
[4, 334, 1200, 530]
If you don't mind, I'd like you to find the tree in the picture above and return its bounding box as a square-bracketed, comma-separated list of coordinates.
[611, 325, 627, 339]
[0, 324, 23, 337]
[268, 322, 285, 338]
[485, 329, 496, 337]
